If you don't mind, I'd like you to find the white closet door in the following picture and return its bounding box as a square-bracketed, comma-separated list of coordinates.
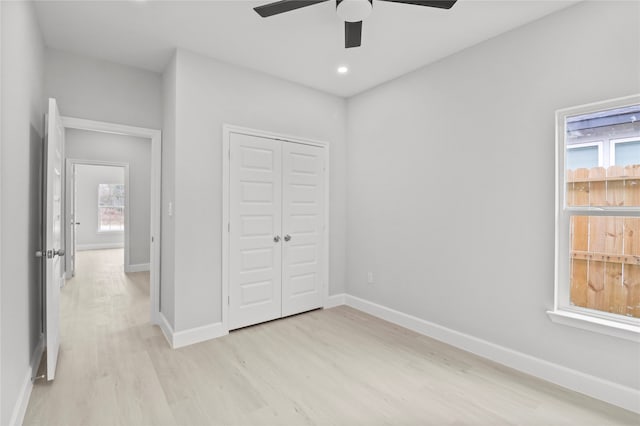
[229, 133, 282, 330]
[282, 142, 325, 317]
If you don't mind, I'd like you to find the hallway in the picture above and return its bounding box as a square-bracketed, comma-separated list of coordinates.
[25, 249, 163, 425]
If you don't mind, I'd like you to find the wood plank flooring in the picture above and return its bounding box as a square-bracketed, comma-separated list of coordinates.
[24, 249, 639, 425]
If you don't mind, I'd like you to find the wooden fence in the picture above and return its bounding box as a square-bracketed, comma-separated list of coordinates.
[567, 164, 640, 318]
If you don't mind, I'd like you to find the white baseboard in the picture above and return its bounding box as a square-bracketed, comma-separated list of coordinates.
[173, 322, 228, 349]
[343, 294, 640, 414]
[158, 312, 175, 348]
[324, 293, 346, 308]
[76, 242, 124, 251]
[158, 313, 228, 349]
[125, 263, 150, 273]
[9, 335, 44, 426]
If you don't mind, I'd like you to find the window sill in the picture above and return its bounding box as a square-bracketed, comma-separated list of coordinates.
[547, 310, 640, 342]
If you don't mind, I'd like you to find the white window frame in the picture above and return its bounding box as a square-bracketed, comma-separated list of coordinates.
[566, 140, 604, 168]
[549, 94, 640, 342]
[610, 136, 640, 167]
[97, 183, 125, 233]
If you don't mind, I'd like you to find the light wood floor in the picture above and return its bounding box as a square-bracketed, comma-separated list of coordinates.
[24, 249, 638, 425]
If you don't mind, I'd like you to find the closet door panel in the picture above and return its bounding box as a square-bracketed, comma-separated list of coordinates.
[282, 142, 325, 316]
[229, 133, 282, 330]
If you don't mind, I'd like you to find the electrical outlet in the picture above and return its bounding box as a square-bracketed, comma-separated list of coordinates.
[367, 272, 374, 284]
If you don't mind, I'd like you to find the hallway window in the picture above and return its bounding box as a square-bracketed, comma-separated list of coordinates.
[98, 183, 125, 232]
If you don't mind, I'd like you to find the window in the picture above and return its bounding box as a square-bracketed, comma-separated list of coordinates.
[611, 137, 640, 167]
[551, 95, 640, 341]
[566, 142, 602, 170]
[98, 183, 125, 232]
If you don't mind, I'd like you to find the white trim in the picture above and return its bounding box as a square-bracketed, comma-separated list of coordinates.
[62, 117, 161, 325]
[0, 1, 3, 421]
[555, 94, 640, 338]
[125, 263, 150, 273]
[221, 124, 331, 333]
[566, 140, 604, 167]
[324, 293, 346, 308]
[157, 313, 228, 349]
[344, 294, 640, 414]
[67, 160, 129, 267]
[173, 322, 228, 349]
[547, 310, 639, 342]
[9, 335, 44, 426]
[610, 136, 640, 166]
[76, 242, 124, 251]
[158, 312, 175, 348]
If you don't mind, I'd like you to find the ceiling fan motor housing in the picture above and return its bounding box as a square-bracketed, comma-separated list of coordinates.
[336, 0, 373, 22]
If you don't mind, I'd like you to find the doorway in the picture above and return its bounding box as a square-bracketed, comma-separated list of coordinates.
[66, 162, 128, 276]
[61, 117, 161, 324]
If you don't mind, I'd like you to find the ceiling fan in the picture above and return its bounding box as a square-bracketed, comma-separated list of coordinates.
[254, 0, 458, 48]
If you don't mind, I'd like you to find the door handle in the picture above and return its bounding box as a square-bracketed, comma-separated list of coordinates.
[273, 235, 281, 243]
[47, 249, 65, 259]
[284, 234, 291, 242]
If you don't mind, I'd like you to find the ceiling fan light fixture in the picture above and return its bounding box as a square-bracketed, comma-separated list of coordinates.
[336, 0, 373, 23]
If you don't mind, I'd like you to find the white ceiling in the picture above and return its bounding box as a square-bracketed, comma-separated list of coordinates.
[33, 0, 581, 97]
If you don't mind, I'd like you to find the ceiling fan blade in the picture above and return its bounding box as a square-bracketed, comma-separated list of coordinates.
[254, 0, 330, 17]
[345, 21, 362, 48]
[377, 0, 457, 9]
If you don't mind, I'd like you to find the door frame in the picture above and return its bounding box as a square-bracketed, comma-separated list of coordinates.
[221, 124, 330, 332]
[65, 159, 130, 277]
[61, 117, 162, 324]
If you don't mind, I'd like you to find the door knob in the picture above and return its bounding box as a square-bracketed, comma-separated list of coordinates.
[284, 234, 291, 242]
[47, 249, 65, 258]
[273, 235, 281, 243]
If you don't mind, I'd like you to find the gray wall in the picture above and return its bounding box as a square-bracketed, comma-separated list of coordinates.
[66, 129, 151, 265]
[163, 49, 348, 332]
[346, 0, 640, 390]
[75, 165, 125, 250]
[0, 1, 44, 424]
[44, 48, 163, 129]
[160, 53, 176, 325]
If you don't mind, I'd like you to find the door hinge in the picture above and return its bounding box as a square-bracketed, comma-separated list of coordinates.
[228, 296, 230, 305]
[228, 222, 230, 232]
[151, 236, 154, 243]
[228, 149, 231, 160]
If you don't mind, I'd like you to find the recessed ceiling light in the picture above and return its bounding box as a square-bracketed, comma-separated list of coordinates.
[337, 66, 349, 74]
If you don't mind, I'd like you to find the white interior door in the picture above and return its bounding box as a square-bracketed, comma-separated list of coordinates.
[44, 98, 65, 380]
[229, 133, 283, 330]
[64, 162, 78, 278]
[71, 165, 78, 275]
[281, 142, 325, 317]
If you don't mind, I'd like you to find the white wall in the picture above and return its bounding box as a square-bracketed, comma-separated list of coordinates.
[346, 0, 640, 391]
[74, 165, 125, 250]
[0, 1, 45, 424]
[45, 48, 162, 129]
[66, 129, 151, 265]
[163, 49, 347, 332]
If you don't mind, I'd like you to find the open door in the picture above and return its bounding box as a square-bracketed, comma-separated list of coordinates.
[65, 162, 78, 279]
[42, 98, 65, 380]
